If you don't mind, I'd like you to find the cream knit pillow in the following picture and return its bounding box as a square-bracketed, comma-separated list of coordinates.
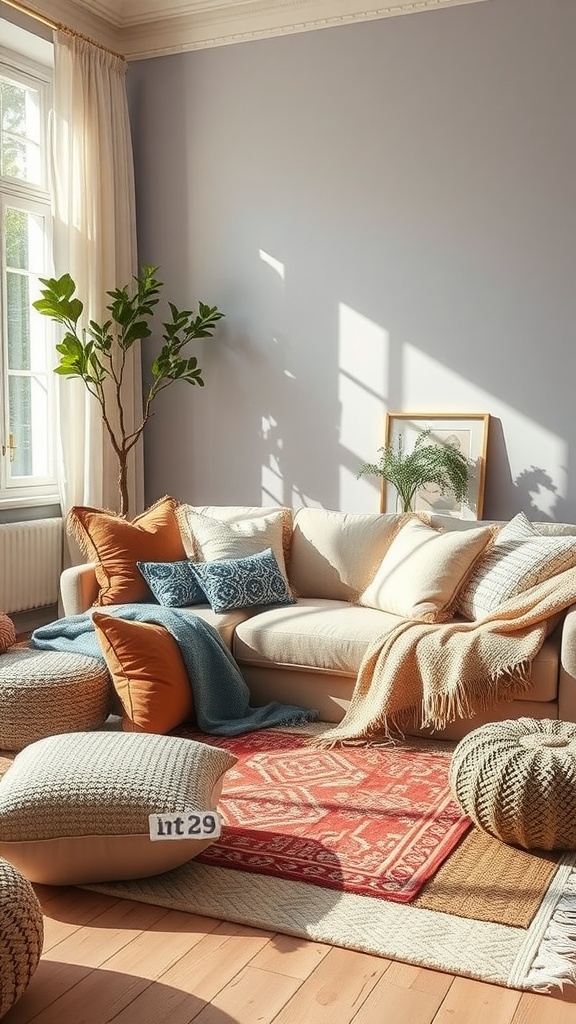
[179, 508, 290, 586]
[0, 731, 236, 885]
[457, 512, 576, 621]
[359, 517, 494, 622]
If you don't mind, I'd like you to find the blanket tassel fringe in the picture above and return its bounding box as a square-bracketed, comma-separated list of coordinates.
[312, 660, 534, 748]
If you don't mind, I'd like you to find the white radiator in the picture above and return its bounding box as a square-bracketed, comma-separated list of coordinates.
[0, 518, 63, 613]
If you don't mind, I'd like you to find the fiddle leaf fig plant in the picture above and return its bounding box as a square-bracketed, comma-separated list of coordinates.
[33, 265, 224, 517]
[358, 427, 470, 513]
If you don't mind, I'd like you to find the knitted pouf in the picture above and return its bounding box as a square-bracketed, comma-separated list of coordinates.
[450, 718, 576, 850]
[0, 857, 43, 1017]
[0, 614, 16, 653]
[0, 648, 112, 752]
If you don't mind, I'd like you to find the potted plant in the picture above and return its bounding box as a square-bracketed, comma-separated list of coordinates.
[33, 266, 224, 517]
[357, 427, 470, 513]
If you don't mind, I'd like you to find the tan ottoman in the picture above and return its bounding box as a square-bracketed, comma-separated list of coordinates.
[0, 649, 112, 751]
[0, 857, 43, 1017]
[449, 718, 576, 850]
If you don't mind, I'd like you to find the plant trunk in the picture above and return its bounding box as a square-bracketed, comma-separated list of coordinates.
[118, 456, 129, 518]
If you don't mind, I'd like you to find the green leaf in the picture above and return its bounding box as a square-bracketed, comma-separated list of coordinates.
[54, 365, 82, 377]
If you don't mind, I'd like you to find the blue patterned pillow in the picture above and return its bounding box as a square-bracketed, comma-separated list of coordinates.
[136, 560, 206, 607]
[189, 547, 296, 614]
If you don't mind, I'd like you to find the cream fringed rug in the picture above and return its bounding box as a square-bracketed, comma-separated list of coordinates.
[86, 846, 576, 994]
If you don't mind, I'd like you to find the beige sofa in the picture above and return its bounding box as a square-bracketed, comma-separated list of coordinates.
[59, 505, 576, 742]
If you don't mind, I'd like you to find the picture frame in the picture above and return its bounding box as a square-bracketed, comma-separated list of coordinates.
[381, 412, 490, 520]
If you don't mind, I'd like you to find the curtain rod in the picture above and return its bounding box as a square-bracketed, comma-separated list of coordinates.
[0, 0, 125, 60]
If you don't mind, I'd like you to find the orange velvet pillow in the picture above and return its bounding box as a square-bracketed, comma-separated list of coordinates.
[68, 496, 186, 605]
[92, 612, 195, 734]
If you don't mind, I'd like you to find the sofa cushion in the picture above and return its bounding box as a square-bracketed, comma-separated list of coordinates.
[359, 517, 494, 622]
[234, 601, 560, 705]
[190, 548, 295, 614]
[457, 512, 576, 621]
[177, 605, 257, 650]
[289, 508, 402, 600]
[136, 560, 206, 607]
[0, 731, 236, 885]
[67, 496, 186, 606]
[178, 507, 290, 586]
[92, 612, 195, 734]
[233, 598, 402, 675]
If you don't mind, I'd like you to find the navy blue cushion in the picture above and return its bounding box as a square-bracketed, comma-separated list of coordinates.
[189, 547, 295, 614]
[136, 560, 206, 607]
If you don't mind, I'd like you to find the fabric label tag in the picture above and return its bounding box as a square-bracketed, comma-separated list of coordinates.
[149, 809, 222, 841]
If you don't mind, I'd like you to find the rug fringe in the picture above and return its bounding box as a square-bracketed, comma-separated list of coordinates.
[519, 865, 576, 992]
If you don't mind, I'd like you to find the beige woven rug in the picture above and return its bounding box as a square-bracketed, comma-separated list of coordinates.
[86, 840, 576, 993]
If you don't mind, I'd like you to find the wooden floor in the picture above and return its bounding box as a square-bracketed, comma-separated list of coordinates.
[4, 884, 576, 1024]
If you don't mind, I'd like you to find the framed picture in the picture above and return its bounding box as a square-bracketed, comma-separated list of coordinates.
[381, 413, 490, 520]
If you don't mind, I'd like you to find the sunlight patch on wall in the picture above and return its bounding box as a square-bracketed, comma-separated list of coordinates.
[259, 249, 285, 280]
[261, 415, 284, 505]
[291, 487, 323, 509]
[402, 344, 568, 514]
[338, 303, 389, 511]
[262, 463, 283, 506]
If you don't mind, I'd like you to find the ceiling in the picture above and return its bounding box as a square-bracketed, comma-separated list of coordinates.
[16, 0, 487, 60]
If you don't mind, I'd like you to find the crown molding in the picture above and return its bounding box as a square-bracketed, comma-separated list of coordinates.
[8, 0, 489, 60]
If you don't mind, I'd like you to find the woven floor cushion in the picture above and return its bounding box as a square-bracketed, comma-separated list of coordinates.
[450, 718, 576, 850]
[0, 648, 112, 751]
[0, 856, 43, 1018]
[0, 730, 237, 884]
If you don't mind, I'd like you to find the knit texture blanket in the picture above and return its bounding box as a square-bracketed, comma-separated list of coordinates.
[317, 566, 576, 746]
[31, 605, 319, 737]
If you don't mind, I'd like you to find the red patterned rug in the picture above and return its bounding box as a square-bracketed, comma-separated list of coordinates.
[173, 727, 471, 903]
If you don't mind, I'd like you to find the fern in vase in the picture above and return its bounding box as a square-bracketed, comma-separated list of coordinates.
[358, 428, 470, 513]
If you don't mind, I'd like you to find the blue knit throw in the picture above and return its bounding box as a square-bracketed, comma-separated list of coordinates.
[31, 604, 319, 736]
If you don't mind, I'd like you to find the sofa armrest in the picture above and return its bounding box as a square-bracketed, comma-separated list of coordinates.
[60, 563, 99, 616]
[558, 604, 576, 722]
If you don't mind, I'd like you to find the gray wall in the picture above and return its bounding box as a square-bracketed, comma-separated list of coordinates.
[127, 0, 576, 522]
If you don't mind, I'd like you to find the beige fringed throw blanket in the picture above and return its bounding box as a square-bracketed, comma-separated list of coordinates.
[316, 566, 576, 746]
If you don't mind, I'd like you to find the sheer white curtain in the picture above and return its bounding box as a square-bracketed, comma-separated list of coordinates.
[50, 30, 144, 536]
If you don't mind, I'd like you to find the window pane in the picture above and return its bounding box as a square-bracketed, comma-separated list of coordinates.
[5, 206, 45, 272]
[8, 374, 49, 478]
[1, 79, 26, 134]
[1, 135, 40, 182]
[0, 77, 41, 184]
[7, 272, 30, 370]
[7, 272, 48, 371]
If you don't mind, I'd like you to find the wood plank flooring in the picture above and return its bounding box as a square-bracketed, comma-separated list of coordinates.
[4, 884, 576, 1024]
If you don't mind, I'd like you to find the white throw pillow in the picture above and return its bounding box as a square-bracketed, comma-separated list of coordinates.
[359, 517, 494, 622]
[290, 507, 403, 600]
[179, 508, 290, 586]
[457, 512, 576, 621]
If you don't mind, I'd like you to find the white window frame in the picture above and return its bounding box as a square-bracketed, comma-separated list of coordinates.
[0, 44, 57, 509]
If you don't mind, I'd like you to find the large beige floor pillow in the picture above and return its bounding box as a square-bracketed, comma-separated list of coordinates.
[0, 731, 236, 885]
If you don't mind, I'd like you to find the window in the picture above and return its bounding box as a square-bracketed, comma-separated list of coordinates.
[0, 46, 56, 506]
